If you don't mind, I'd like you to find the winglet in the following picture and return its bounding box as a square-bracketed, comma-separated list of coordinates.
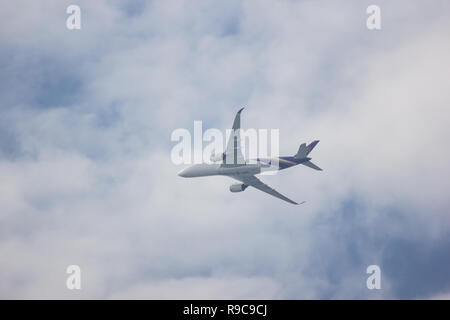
[232, 107, 245, 130]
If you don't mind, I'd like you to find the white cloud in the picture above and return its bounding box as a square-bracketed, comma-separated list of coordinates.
[1, 0, 450, 299]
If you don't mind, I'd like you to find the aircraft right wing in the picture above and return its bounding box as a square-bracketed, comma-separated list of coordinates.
[222, 107, 246, 166]
[233, 175, 301, 205]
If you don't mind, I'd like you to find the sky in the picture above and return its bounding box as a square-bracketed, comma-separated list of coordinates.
[1, 0, 450, 299]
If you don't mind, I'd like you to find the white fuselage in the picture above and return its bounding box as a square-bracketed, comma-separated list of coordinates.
[178, 162, 277, 178]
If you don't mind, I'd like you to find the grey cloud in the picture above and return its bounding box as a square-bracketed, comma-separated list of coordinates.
[1, 0, 450, 299]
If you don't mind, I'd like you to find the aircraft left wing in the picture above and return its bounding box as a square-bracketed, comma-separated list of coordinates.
[233, 175, 300, 205]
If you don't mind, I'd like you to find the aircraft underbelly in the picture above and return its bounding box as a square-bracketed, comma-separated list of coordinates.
[219, 164, 261, 176]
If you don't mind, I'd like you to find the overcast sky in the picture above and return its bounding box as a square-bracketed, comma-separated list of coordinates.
[1, 0, 450, 299]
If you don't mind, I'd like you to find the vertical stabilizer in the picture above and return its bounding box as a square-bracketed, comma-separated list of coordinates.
[295, 140, 319, 158]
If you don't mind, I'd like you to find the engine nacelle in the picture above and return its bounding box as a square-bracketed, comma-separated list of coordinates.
[210, 152, 224, 163]
[229, 183, 248, 193]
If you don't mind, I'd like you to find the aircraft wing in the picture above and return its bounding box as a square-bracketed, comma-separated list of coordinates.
[233, 175, 300, 205]
[222, 107, 246, 166]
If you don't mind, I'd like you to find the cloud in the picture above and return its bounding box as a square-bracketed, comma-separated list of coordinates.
[109, 275, 281, 300]
[0, 0, 449, 299]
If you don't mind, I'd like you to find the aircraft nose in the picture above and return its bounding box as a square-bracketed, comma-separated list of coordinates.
[177, 165, 200, 177]
[177, 167, 189, 177]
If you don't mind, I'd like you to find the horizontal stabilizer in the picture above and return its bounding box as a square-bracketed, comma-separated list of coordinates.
[301, 160, 322, 171]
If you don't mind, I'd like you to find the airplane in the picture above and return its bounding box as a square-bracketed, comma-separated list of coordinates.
[177, 108, 322, 204]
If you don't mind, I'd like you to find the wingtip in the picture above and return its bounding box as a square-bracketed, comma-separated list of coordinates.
[238, 107, 245, 113]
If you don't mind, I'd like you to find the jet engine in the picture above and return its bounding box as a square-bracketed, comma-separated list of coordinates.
[229, 183, 248, 192]
[210, 152, 224, 163]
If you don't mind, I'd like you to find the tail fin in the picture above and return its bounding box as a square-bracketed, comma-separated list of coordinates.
[295, 140, 322, 171]
[295, 140, 319, 158]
